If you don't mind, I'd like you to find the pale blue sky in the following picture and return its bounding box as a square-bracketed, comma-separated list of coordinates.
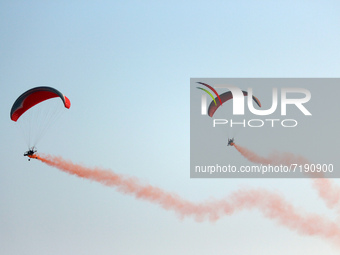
[1, 1, 340, 254]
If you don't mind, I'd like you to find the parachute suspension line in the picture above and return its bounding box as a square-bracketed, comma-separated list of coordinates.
[33, 98, 65, 146]
[230, 124, 244, 140]
[16, 109, 35, 148]
[27, 98, 63, 147]
[16, 118, 30, 148]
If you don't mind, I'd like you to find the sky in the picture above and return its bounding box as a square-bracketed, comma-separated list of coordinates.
[1, 1, 340, 254]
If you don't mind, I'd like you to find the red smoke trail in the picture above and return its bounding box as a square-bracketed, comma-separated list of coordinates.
[233, 144, 340, 209]
[31, 153, 340, 245]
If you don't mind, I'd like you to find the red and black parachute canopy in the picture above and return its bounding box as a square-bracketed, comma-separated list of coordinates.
[10, 86, 71, 122]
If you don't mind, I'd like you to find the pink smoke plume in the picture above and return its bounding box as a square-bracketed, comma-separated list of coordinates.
[31, 153, 340, 245]
[233, 144, 340, 209]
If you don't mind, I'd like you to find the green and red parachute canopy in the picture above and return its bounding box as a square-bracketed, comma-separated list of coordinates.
[10, 86, 70, 122]
[208, 91, 261, 117]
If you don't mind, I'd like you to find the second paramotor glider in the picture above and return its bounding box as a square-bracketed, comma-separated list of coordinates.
[208, 90, 261, 117]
